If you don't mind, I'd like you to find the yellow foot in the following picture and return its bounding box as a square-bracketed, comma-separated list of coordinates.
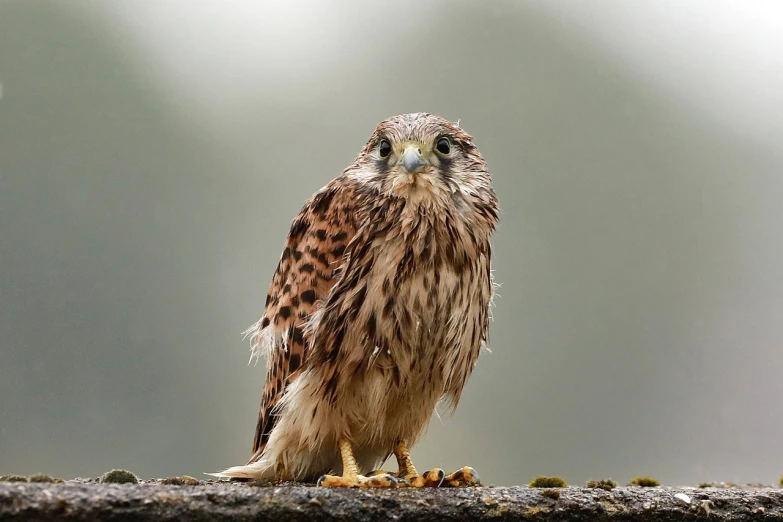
[318, 472, 404, 488]
[383, 438, 484, 488]
[370, 468, 445, 488]
[405, 469, 447, 488]
[441, 466, 482, 487]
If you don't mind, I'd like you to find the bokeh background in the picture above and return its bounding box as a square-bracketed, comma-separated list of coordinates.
[2, 0, 782, 486]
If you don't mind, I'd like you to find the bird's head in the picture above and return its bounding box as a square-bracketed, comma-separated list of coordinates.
[348, 113, 494, 210]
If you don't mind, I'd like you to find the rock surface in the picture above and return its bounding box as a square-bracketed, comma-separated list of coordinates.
[1, 481, 782, 521]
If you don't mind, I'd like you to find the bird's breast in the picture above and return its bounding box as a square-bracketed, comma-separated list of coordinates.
[361, 217, 482, 359]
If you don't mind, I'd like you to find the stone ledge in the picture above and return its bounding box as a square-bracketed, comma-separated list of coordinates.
[1, 481, 782, 521]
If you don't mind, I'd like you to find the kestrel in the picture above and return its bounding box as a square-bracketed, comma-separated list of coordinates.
[215, 113, 498, 488]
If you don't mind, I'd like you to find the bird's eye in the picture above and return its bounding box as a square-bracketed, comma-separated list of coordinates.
[379, 139, 392, 158]
[436, 137, 451, 155]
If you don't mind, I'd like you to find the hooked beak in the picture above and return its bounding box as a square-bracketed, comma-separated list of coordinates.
[398, 145, 429, 174]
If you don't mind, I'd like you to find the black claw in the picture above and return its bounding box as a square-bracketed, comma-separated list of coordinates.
[374, 474, 399, 488]
[437, 470, 446, 488]
[317, 475, 328, 487]
[469, 469, 482, 486]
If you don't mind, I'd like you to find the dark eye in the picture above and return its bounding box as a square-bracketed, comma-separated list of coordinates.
[379, 139, 392, 158]
[436, 137, 451, 155]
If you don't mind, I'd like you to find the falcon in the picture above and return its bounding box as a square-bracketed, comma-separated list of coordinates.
[215, 113, 498, 488]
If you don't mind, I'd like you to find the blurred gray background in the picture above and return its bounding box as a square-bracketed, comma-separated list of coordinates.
[1, 0, 782, 486]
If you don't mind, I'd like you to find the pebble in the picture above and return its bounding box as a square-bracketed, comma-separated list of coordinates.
[674, 493, 691, 504]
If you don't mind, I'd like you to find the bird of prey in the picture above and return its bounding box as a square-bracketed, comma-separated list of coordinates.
[215, 113, 498, 488]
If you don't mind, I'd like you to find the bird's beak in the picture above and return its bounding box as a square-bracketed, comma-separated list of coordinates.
[398, 145, 429, 174]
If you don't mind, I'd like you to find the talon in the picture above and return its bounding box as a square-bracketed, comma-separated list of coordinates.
[406, 468, 445, 488]
[424, 468, 446, 488]
[361, 473, 399, 488]
[318, 477, 345, 488]
[435, 469, 446, 487]
[442, 466, 483, 487]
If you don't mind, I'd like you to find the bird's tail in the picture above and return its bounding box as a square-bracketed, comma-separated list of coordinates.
[206, 459, 276, 480]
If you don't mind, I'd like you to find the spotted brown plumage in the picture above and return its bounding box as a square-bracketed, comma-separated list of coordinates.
[245, 183, 359, 465]
[215, 113, 498, 488]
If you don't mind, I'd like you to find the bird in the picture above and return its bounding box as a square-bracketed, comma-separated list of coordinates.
[214, 113, 498, 488]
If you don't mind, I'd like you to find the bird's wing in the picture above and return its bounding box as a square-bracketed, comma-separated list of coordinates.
[303, 199, 397, 405]
[247, 180, 358, 463]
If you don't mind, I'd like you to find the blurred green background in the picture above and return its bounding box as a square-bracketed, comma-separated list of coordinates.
[1, 0, 782, 486]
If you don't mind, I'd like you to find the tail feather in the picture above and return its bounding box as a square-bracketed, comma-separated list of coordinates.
[206, 460, 274, 480]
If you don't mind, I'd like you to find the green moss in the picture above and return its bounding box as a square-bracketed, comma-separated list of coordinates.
[482, 496, 498, 507]
[100, 469, 139, 484]
[540, 488, 561, 500]
[524, 506, 552, 517]
[629, 476, 660, 487]
[586, 479, 617, 490]
[529, 476, 567, 488]
[160, 476, 200, 486]
[0, 474, 28, 482]
[779, 476, 783, 487]
[698, 482, 734, 489]
[29, 474, 65, 483]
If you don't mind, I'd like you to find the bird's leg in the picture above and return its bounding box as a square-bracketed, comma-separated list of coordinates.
[389, 440, 483, 488]
[391, 440, 445, 487]
[318, 437, 403, 488]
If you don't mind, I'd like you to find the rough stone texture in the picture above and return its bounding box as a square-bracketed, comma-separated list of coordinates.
[1, 481, 782, 521]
